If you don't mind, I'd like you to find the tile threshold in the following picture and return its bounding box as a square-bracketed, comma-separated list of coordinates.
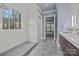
[23, 43, 38, 56]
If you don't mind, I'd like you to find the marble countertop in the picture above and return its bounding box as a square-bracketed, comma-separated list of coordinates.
[59, 32, 79, 49]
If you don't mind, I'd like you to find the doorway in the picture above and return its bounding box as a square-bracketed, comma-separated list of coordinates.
[44, 15, 56, 41]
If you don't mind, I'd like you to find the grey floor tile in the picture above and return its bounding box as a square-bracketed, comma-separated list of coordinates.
[28, 37, 64, 56]
[0, 41, 36, 56]
[0, 37, 64, 56]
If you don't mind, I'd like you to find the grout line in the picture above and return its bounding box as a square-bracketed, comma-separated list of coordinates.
[23, 43, 39, 56]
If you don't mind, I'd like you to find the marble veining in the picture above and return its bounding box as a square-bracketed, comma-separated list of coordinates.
[28, 37, 63, 56]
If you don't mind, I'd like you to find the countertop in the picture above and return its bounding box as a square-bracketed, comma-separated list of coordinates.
[59, 32, 79, 49]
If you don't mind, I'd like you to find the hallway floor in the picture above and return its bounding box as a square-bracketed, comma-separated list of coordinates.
[0, 37, 64, 56]
[28, 37, 64, 56]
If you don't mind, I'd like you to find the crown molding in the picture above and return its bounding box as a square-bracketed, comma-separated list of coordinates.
[42, 10, 56, 14]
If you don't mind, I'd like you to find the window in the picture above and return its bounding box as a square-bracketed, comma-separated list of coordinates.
[51, 24, 54, 31]
[3, 8, 21, 29]
[46, 24, 51, 32]
[46, 24, 54, 32]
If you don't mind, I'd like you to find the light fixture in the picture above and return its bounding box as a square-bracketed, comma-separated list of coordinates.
[72, 15, 76, 27]
[74, 15, 76, 27]
[72, 16, 74, 27]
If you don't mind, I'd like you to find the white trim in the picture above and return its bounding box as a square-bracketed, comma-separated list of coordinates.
[40, 14, 43, 40]
[44, 14, 56, 41]
[42, 10, 56, 14]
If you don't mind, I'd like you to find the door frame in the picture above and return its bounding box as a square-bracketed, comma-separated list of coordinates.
[44, 14, 56, 41]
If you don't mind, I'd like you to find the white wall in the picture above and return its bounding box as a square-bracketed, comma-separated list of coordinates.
[28, 4, 43, 42]
[57, 4, 72, 32]
[56, 3, 73, 47]
[0, 3, 39, 54]
[27, 4, 43, 42]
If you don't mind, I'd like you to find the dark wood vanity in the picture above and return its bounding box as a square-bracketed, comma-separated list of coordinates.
[59, 34, 79, 56]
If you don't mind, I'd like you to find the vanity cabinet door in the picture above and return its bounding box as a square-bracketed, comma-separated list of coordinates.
[66, 41, 78, 56]
[59, 34, 79, 56]
[59, 35, 70, 55]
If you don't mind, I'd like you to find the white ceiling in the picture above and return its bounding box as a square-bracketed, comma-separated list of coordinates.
[37, 3, 56, 12]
